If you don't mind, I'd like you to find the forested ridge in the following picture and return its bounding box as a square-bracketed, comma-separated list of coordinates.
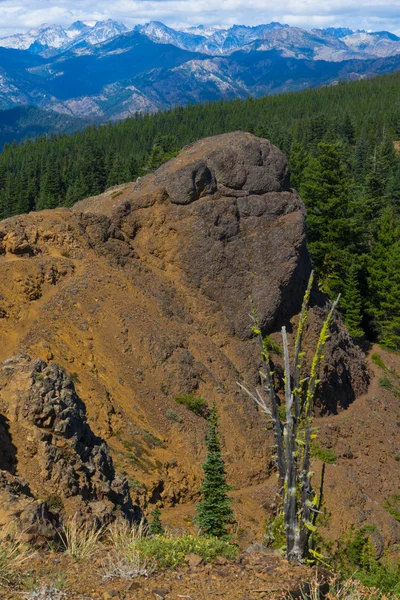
[1, 72, 400, 348]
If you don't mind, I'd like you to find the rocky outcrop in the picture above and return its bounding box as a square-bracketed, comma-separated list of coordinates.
[0, 132, 373, 545]
[0, 355, 139, 540]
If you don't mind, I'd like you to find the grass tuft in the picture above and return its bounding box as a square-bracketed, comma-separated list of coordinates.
[0, 523, 33, 585]
[291, 575, 398, 599]
[59, 516, 104, 560]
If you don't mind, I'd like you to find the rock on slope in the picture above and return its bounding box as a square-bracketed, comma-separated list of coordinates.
[0, 132, 374, 543]
[0, 355, 138, 541]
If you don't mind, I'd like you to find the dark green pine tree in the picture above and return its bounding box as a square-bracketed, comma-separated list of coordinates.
[300, 141, 355, 298]
[146, 143, 166, 172]
[342, 262, 364, 338]
[148, 507, 165, 536]
[368, 207, 400, 350]
[107, 155, 126, 187]
[37, 155, 62, 210]
[289, 140, 309, 191]
[196, 404, 235, 539]
[341, 113, 356, 145]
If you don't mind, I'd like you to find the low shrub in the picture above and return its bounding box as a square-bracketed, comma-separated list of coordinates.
[105, 520, 237, 570]
[371, 353, 387, 371]
[311, 443, 337, 464]
[166, 409, 184, 423]
[332, 526, 400, 595]
[136, 534, 238, 569]
[141, 429, 165, 448]
[44, 493, 64, 512]
[384, 495, 400, 522]
[174, 394, 209, 418]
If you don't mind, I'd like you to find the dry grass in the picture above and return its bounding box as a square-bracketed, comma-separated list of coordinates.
[107, 517, 147, 550]
[291, 574, 396, 600]
[103, 518, 150, 580]
[59, 515, 105, 560]
[0, 522, 33, 584]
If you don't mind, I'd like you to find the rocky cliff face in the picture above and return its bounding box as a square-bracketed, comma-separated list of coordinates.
[0, 354, 138, 541]
[0, 132, 376, 544]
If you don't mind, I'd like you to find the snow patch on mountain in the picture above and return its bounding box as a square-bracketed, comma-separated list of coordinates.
[0, 20, 128, 53]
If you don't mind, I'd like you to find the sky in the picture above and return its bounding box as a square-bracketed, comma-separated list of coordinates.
[0, 0, 400, 37]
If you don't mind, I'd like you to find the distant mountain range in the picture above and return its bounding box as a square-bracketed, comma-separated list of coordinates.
[1, 20, 400, 127]
[2, 20, 400, 60]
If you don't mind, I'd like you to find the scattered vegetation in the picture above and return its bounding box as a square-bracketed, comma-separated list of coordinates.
[378, 377, 400, 397]
[332, 526, 400, 596]
[371, 353, 388, 371]
[174, 394, 209, 418]
[69, 372, 80, 384]
[263, 335, 282, 356]
[134, 535, 238, 569]
[104, 518, 237, 574]
[384, 495, 400, 522]
[23, 586, 67, 600]
[291, 575, 399, 600]
[141, 429, 165, 448]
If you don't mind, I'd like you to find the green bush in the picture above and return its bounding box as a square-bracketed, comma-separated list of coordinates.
[379, 377, 400, 398]
[371, 353, 387, 370]
[265, 513, 285, 551]
[141, 429, 165, 448]
[135, 535, 238, 569]
[166, 409, 184, 423]
[44, 493, 64, 512]
[384, 495, 400, 522]
[311, 443, 337, 464]
[333, 526, 400, 595]
[263, 335, 282, 356]
[174, 394, 209, 418]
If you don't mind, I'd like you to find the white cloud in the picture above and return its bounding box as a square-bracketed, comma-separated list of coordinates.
[0, 0, 399, 36]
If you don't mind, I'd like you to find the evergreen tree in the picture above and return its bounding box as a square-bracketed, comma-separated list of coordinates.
[368, 207, 400, 350]
[196, 404, 235, 539]
[148, 508, 165, 536]
[300, 142, 355, 297]
[342, 262, 364, 338]
[37, 155, 62, 210]
[289, 140, 309, 190]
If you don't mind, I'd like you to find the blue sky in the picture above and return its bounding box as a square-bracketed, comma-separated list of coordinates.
[0, 0, 399, 36]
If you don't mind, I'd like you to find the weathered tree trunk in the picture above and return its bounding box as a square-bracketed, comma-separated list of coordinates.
[239, 272, 340, 563]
